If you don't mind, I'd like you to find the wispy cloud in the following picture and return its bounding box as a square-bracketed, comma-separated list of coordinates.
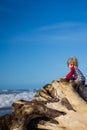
[34, 22, 87, 41]
[2, 22, 87, 44]
[37, 22, 82, 31]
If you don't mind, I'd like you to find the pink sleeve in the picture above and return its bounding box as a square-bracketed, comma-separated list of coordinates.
[66, 66, 74, 79]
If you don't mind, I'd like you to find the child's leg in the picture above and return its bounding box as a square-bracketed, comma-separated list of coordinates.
[74, 80, 84, 96]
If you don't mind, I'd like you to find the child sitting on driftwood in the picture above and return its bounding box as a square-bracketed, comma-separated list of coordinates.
[63, 56, 86, 94]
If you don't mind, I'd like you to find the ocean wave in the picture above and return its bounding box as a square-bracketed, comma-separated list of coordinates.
[0, 90, 36, 108]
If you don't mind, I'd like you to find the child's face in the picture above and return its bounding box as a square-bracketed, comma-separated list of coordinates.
[68, 63, 74, 68]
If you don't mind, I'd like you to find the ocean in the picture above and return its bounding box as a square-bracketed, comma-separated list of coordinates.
[0, 89, 36, 117]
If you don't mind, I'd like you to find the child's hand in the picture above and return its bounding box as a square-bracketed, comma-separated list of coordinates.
[60, 77, 68, 82]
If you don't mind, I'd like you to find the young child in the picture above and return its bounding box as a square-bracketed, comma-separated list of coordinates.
[65, 56, 85, 85]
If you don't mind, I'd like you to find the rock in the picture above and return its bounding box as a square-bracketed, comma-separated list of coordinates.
[0, 78, 87, 130]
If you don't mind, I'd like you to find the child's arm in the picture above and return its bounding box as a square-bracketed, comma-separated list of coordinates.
[66, 66, 74, 79]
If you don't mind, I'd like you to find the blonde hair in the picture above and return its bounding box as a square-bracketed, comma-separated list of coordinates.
[67, 56, 78, 67]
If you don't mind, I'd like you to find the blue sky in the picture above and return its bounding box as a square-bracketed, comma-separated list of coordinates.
[0, 0, 87, 89]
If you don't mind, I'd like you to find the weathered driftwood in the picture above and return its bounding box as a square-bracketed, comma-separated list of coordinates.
[0, 78, 87, 130]
[0, 114, 13, 130]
